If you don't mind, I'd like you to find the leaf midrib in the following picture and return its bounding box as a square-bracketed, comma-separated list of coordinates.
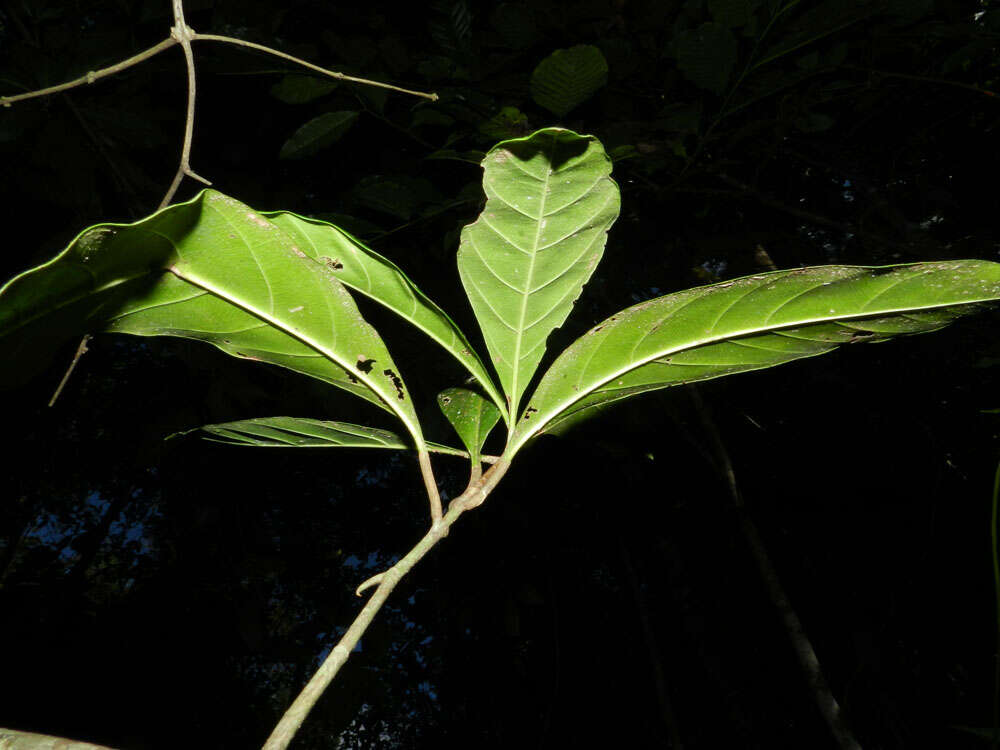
[169, 264, 423, 445]
[510, 138, 554, 419]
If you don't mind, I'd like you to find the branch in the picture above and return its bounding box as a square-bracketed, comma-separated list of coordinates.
[262, 457, 510, 750]
[1, 28, 437, 111]
[688, 387, 862, 750]
[159, 0, 211, 209]
[47, 334, 91, 407]
[844, 64, 998, 98]
[191, 34, 439, 101]
[0, 38, 178, 107]
[714, 172, 909, 253]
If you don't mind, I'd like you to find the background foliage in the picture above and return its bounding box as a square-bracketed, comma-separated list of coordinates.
[2, 0, 1000, 747]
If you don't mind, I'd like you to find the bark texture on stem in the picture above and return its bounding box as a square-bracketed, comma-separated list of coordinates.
[262, 458, 510, 750]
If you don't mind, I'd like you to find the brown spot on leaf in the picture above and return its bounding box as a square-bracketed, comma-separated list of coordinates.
[291, 246, 306, 258]
[347, 373, 359, 384]
[246, 212, 271, 229]
[356, 356, 376, 373]
[523, 406, 538, 420]
[322, 256, 344, 270]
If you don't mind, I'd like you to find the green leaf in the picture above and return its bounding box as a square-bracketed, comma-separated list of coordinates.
[263, 211, 508, 421]
[530, 45, 609, 117]
[411, 109, 456, 129]
[478, 106, 531, 141]
[508, 262, 1000, 454]
[269, 74, 339, 104]
[425, 149, 486, 165]
[674, 23, 738, 95]
[754, 0, 872, 71]
[179, 416, 466, 456]
[279, 111, 359, 160]
[437, 387, 502, 462]
[429, 0, 474, 57]
[0, 190, 425, 446]
[351, 175, 442, 220]
[457, 128, 620, 420]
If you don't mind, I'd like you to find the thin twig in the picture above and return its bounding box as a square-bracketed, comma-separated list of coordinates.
[844, 65, 998, 98]
[262, 458, 510, 750]
[192, 34, 439, 101]
[689, 387, 862, 750]
[48, 335, 92, 407]
[0, 38, 178, 107]
[159, 0, 211, 209]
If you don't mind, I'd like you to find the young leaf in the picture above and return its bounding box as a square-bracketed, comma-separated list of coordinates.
[457, 128, 620, 421]
[263, 211, 508, 421]
[508, 262, 1000, 454]
[437, 387, 502, 463]
[0, 191, 424, 445]
[178, 416, 467, 457]
[530, 45, 609, 117]
[279, 111, 359, 160]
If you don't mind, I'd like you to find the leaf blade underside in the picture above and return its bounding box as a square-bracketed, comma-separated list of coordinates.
[457, 127, 620, 422]
[0, 190, 424, 444]
[264, 211, 508, 422]
[437, 387, 502, 463]
[180, 416, 466, 456]
[509, 262, 1000, 454]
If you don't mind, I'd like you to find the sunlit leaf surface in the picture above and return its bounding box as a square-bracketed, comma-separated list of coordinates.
[509, 262, 1000, 453]
[437, 387, 502, 462]
[0, 190, 424, 444]
[181, 416, 466, 457]
[457, 127, 620, 420]
[265, 212, 507, 420]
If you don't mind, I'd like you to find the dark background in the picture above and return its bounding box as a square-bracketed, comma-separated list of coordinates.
[2, 0, 1000, 747]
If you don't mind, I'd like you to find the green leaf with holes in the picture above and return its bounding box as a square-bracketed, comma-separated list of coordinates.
[179, 416, 466, 457]
[262, 211, 508, 421]
[530, 45, 609, 117]
[0, 190, 425, 446]
[437, 387, 502, 462]
[507, 262, 1000, 454]
[457, 128, 620, 420]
